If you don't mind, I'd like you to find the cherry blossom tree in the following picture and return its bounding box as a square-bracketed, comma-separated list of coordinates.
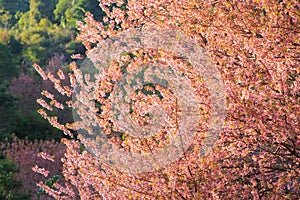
[33, 0, 299, 199]
[41, 53, 73, 124]
[9, 72, 40, 114]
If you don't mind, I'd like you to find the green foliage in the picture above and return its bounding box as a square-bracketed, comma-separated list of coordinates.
[0, 32, 23, 71]
[0, 0, 30, 15]
[0, 9, 12, 29]
[15, 12, 30, 30]
[65, 40, 85, 55]
[0, 0, 106, 144]
[80, 143, 85, 152]
[0, 79, 18, 141]
[54, 0, 105, 28]
[64, 5, 85, 28]
[53, 0, 70, 22]
[7, 0, 104, 65]
[0, 80, 15, 107]
[0, 155, 31, 200]
[37, 175, 60, 199]
[23, 45, 46, 63]
[39, 0, 58, 22]
[0, 0, 29, 27]
[7, 36, 22, 55]
[10, 111, 64, 142]
[85, 0, 106, 21]
[0, 43, 18, 81]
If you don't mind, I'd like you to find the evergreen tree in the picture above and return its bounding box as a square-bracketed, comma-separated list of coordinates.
[0, 43, 18, 80]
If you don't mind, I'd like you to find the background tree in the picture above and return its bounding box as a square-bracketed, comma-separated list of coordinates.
[0, 155, 31, 200]
[54, 0, 105, 29]
[0, 9, 12, 29]
[0, 0, 29, 27]
[0, 79, 18, 141]
[0, 43, 18, 80]
[0, 0, 30, 15]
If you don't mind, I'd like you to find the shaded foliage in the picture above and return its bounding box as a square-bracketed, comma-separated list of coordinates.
[0, 153, 31, 200]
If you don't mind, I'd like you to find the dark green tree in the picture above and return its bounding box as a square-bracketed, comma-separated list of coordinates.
[0, 43, 18, 81]
[0, 0, 29, 15]
[0, 153, 31, 200]
[54, 0, 105, 28]
[0, 0, 29, 27]
[0, 79, 18, 141]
